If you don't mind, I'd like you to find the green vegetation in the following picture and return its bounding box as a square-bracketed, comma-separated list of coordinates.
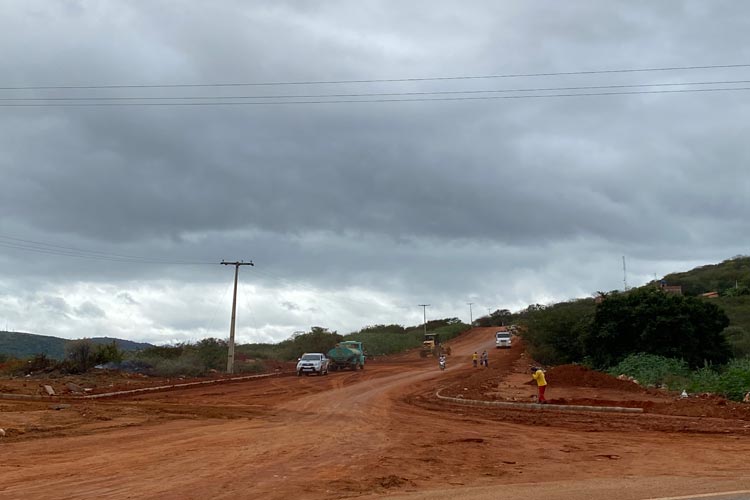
[663, 255, 750, 297]
[609, 353, 750, 400]
[238, 327, 344, 362]
[238, 319, 469, 361]
[607, 353, 690, 387]
[65, 339, 124, 373]
[519, 300, 595, 365]
[0, 331, 152, 360]
[474, 309, 513, 328]
[344, 319, 468, 356]
[0, 339, 124, 375]
[586, 287, 730, 368]
[132, 338, 250, 376]
[515, 257, 750, 401]
[0, 331, 67, 359]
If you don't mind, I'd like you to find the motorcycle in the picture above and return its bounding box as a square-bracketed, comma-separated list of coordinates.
[438, 357, 446, 371]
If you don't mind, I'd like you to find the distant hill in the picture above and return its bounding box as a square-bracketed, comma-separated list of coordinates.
[0, 331, 153, 360]
[659, 256, 750, 335]
[663, 255, 750, 296]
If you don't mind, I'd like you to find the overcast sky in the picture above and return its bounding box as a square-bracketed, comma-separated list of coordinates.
[1, 1, 749, 345]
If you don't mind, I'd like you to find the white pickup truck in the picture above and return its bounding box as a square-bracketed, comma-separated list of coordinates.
[495, 330, 512, 349]
[296, 353, 330, 376]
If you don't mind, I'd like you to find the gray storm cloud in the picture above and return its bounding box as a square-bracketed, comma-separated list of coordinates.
[1, 1, 749, 343]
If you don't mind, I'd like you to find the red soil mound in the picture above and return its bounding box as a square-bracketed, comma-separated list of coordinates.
[546, 364, 643, 392]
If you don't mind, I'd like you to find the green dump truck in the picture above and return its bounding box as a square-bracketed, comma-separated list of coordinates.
[327, 341, 365, 371]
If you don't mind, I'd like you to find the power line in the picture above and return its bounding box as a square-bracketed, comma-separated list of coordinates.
[3, 85, 750, 107]
[3, 79, 749, 102]
[0, 233, 215, 265]
[2, 63, 749, 90]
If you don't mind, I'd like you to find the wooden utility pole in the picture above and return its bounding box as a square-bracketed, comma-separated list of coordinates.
[221, 260, 254, 374]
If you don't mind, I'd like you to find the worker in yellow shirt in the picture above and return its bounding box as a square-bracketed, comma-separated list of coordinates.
[531, 366, 547, 404]
[472, 351, 478, 367]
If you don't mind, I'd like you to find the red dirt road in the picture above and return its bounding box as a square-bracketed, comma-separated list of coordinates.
[2, 327, 750, 499]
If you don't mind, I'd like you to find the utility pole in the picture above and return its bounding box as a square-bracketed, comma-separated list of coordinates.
[221, 260, 254, 374]
[467, 302, 474, 326]
[622, 256, 628, 291]
[418, 304, 430, 337]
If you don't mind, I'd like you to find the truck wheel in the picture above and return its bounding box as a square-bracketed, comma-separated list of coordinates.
[359, 363, 364, 371]
[297, 371, 302, 376]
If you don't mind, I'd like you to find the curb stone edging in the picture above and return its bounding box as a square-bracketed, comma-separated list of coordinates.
[0, 372, 285, 401]
[84, 372, 283, 399]
[435, 388, 644, 414]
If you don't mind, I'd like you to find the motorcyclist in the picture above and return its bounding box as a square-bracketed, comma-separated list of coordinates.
[438, 354, 446, 370]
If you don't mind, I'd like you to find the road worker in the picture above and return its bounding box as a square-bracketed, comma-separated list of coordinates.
[531, 366, 548, 404]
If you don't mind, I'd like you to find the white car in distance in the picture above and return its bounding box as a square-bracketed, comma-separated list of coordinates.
[495, 330, 512, 349]
[296, 353, 330, 376]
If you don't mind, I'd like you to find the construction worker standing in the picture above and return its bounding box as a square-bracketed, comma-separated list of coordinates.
[531, 366, 547, 403]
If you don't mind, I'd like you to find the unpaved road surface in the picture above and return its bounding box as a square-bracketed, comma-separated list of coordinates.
[2, 328, 750, 500]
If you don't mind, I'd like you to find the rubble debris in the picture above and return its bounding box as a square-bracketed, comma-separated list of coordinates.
[66, 382, 83, 394]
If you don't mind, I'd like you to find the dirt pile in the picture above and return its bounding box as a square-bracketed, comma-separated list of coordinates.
[546, 364, 643, 392]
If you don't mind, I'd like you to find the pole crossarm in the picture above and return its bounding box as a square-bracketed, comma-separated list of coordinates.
[221, 260, 255, 267]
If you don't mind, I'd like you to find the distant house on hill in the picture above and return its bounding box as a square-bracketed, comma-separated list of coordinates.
[658, 281, 683, 295]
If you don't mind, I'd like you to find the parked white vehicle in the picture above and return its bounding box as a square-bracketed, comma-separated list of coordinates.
[296, 353, 330, 376]
[495, 330, 512, 349]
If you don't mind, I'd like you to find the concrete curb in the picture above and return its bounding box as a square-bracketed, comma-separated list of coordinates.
[435, 389, 644, 413]
[84, 372, 282, 399]
[0, 372, 283, 401]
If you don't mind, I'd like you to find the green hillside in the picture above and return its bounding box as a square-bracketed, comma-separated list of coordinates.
[0, 331, 67, 359]
[663, 255, 750, 296]
[660, 256, 750, 334]
[0, 331, 153, 360]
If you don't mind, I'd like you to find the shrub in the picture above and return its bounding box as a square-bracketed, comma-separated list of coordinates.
[586, 288, 730, 368]
[277, 327, 344, 360]
[189, 338, 227, 370]
[65, 340, 96, 373]
[607, 353, 690, 387]
[0, 357, 25, 375]
[715, 358, 750, 400]
[520, 299, 594, 365]
[94, 341, 123, 365]
[141, 354, 205, 377]
[686, 366, 722, 394]
[140, 344, 185, 359]
[723, 326, 750, 359]
[234, 361, 265, 374]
